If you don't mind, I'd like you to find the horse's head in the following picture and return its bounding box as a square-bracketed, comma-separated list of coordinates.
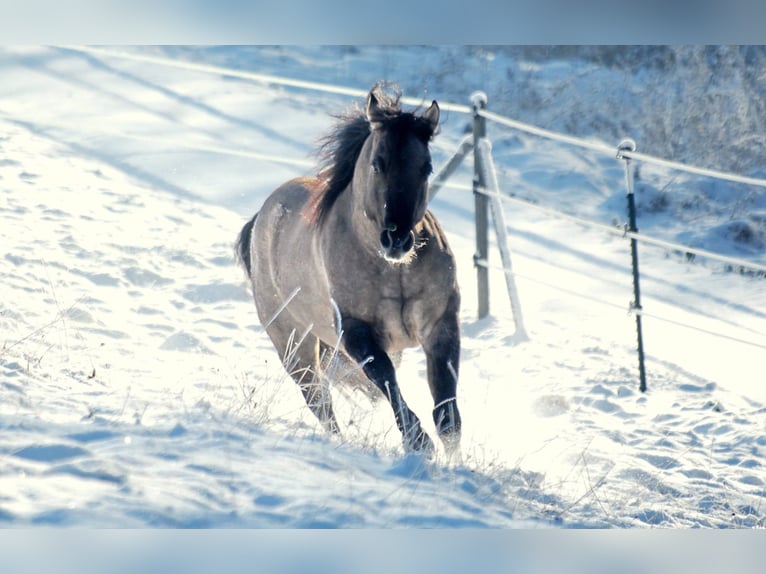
[360, 87, 439, 263]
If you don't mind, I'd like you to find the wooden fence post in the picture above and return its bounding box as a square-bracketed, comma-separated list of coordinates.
[472, 91, 490, 319]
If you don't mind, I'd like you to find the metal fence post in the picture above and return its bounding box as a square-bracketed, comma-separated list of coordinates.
[472, 91, 490, 319]
[618, 139, 648, 393]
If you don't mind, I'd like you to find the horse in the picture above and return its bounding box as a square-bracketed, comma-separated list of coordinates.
[237, 83, 461, 454]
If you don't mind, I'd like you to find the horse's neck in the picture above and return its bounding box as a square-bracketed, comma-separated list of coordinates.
[326, 181, 377, 252]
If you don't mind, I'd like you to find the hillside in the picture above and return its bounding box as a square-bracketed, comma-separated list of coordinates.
[1, 46, 764, 528]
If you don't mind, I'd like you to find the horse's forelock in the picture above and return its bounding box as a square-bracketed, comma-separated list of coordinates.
[368, 82, 403, 121]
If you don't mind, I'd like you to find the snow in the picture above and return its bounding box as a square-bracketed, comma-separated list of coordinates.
[1, 46, 764, 528]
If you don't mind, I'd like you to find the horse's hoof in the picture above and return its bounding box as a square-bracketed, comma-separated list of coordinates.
[405, 429, 435, 454]
[439, 430, 461, 458]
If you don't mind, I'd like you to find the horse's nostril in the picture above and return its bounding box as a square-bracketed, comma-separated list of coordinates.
[380, 228, 415, 256]
[380, 229, 393, 250]
[402, 231, 415, 253]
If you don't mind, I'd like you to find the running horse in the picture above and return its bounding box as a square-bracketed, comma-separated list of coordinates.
[237, 83, 461, 454]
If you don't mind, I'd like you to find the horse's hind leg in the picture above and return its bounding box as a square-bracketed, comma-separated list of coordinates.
[268, 323, 340, 435]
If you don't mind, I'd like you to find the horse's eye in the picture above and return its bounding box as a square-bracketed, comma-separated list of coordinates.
[372, 157, 384, 174]
[421, 161, 433, 177]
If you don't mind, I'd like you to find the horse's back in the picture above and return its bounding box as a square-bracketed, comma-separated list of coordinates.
[258, 176, 320, 220]
[249, 176, 336, 341]
[252, 176, 322, 252]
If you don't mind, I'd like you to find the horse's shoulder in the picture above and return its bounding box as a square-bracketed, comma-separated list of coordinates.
[420, 211, 451, 253]
[414, 211, 458, 294]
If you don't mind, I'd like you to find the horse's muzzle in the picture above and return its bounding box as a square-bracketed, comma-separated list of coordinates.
[380, 228, 415, 261]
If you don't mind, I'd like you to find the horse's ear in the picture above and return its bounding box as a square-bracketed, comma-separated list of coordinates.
[366, 91, 384, 127]
[423, 100, 440, 133]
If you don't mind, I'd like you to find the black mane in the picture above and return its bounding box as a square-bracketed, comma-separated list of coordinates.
[313, 86, 435, 225]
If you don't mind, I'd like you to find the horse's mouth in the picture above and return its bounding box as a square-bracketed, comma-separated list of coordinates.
[381, 249, 415, 265]
[380, 229, 416, 264]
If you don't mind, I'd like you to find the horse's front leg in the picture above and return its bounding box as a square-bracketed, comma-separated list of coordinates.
[341, 317, 434, 453]
[422, 299, 462, 454]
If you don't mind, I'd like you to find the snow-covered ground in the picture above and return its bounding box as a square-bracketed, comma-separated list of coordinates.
[1, 46, 764, 528]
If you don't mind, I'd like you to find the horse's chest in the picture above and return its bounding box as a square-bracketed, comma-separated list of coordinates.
[375, 293, 413, 341]
[373, 274, 430, 350]
[331, 273, 416, 347]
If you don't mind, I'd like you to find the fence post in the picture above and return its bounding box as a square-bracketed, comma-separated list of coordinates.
[472, 91, 490, 319]
[617, 139, 648, 393]
[475, 139, 529, 342]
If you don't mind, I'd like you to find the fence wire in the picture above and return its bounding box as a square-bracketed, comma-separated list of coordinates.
[60, 45, 766, 189]
[465, 183, 766, 275]
[58, 45, 473, 115]
[45, 46, 766, 353]
[475, 258, 766, 352]
[479, 109, 766, 190]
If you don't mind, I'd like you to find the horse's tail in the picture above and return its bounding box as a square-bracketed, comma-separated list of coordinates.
[236, 213, 258, 278]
